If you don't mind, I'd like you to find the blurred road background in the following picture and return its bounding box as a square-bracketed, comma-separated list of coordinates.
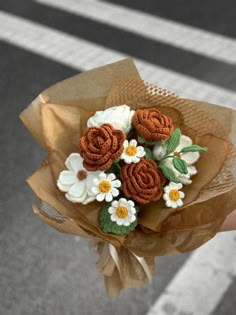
[0, 1, 236, 314]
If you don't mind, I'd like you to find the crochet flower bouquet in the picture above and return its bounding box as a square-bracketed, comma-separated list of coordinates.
[21, 59, 236, 296]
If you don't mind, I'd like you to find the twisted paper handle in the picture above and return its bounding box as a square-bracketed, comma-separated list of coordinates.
[108, 243, 152, 282]
[89, 238, 153, 296]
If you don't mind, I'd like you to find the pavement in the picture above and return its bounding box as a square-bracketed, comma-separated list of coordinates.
[0, 1, 236, 315]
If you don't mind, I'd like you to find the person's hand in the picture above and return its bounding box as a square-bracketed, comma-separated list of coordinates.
[220, 209, 236, 231]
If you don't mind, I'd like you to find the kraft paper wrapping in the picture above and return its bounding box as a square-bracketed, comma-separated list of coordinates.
[20, 58, 236, 296]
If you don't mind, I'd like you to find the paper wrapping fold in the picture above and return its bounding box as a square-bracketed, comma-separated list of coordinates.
[20, 58, 236, 296]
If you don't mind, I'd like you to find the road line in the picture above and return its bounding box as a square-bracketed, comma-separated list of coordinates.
[1, 11, 236, 108]
[147, 232, 236, 315]
[36, 0, 236, 65]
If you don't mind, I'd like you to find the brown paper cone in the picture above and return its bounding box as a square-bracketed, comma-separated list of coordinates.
[20, 59, 236, 296]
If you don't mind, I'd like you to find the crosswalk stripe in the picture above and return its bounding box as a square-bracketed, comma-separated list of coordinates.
[3, 0, 236, 89]
[102, 0, 236, 40]
[0, 11, 236, 108]
[36, 0, 236, 65]
[147, 232, 236, 315]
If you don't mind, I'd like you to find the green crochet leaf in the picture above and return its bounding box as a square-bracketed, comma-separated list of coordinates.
[138, 134, 145, 144]
[138, 134, 156, 145]
[99, 203, 137, 235]
[105, 160, 121, 174]
[173, 157, 188, 174]
[158, 164, 179, 183]
[166, 128, 181, 155]
[180, 145, 208, 153]
[144, 147, 155, 160]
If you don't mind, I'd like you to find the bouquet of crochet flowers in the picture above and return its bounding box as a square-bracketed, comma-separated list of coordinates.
[21, 59, 236, 296]
[60, 106, 207, 235]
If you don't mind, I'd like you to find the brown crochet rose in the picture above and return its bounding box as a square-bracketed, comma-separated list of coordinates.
[120, 158, 166, 204]
[80, 124, 125, 171]
[132, 108, 174, 141]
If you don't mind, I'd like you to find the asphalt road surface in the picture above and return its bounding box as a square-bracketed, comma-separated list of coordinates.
[0, 1, 236, 315]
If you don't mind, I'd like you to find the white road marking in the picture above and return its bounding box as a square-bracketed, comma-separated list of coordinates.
[147, 232, 236, 315]
[36, 0, 236, 65]
[1, 11, 236, 108]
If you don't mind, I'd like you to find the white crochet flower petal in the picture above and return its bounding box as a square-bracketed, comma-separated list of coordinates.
[177, 199, 183, 207]
[166, 200, 172, 207]
[58, 170, 77, 185]
[137, 146, 145, 157]
[86, 172, 101, 195]
[177, 175, 192, 185]
[164, 186, 170, 193]
[65, 153, 83, 172]
[111, 214, 118, 222]
[119, 198, 127, 206]
[177, 135, 192, 151]
[112, 180, 121, 188]
[179, 191, 185, 198]
[93, 178, 100, 185]
[57, 180, 71, 193]
[96, 193, 105, 202]
[117, 218, 124, 226]
[188, 165, 198, 176]
[108, 207, 116, 214]
[91, 187, 99, 194]
[111, 187, 119, 197]
[153, 142, 167, 161]
[127, 200, 135, 207]
[87, 105, 133, 134]
[130, 139, 137, 146]
[130, 215, 136, 223]
[107, 173, 116, 181]
[99, 173, 107, 180]
[169, 182, 179, 189]
[112, 200, 119, 207]
[105, 192, 113, 202]
[176, 183, 183, 190]
[68, 181, 86, 198]
[163, 193, 169, 201]
[123, 219, 130, 226]
[129, 207, 136, 215]
[132, 156, 140, 163]
[65, 190, 86, 203]
[171, 202, 178, 209]
[123, 140, 129, 147]
[123, 156, 133, 164]
[182, 151, 200, 165]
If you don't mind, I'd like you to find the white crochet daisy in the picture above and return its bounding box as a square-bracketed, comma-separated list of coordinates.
[91, 173, 121, 202]
[108, 198, 137, 226]
[57, 153, 101, 204]
[120, 139, 145, 164]
[163, 182, 185, 208]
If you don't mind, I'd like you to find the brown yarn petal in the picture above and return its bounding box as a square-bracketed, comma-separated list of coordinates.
[80, 123, 126, 171]
[132, 108, 174, 141]
[120, 158, 164, 204]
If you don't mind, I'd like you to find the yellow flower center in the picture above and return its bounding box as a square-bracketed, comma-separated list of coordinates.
[116, 206, 128, 218]
[126, 145, 137, 156]
[169, 189, 180, 201]
[99, 180, 112, 193]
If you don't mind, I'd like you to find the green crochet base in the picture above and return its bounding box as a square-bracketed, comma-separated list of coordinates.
[99, 203, 137, 235]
